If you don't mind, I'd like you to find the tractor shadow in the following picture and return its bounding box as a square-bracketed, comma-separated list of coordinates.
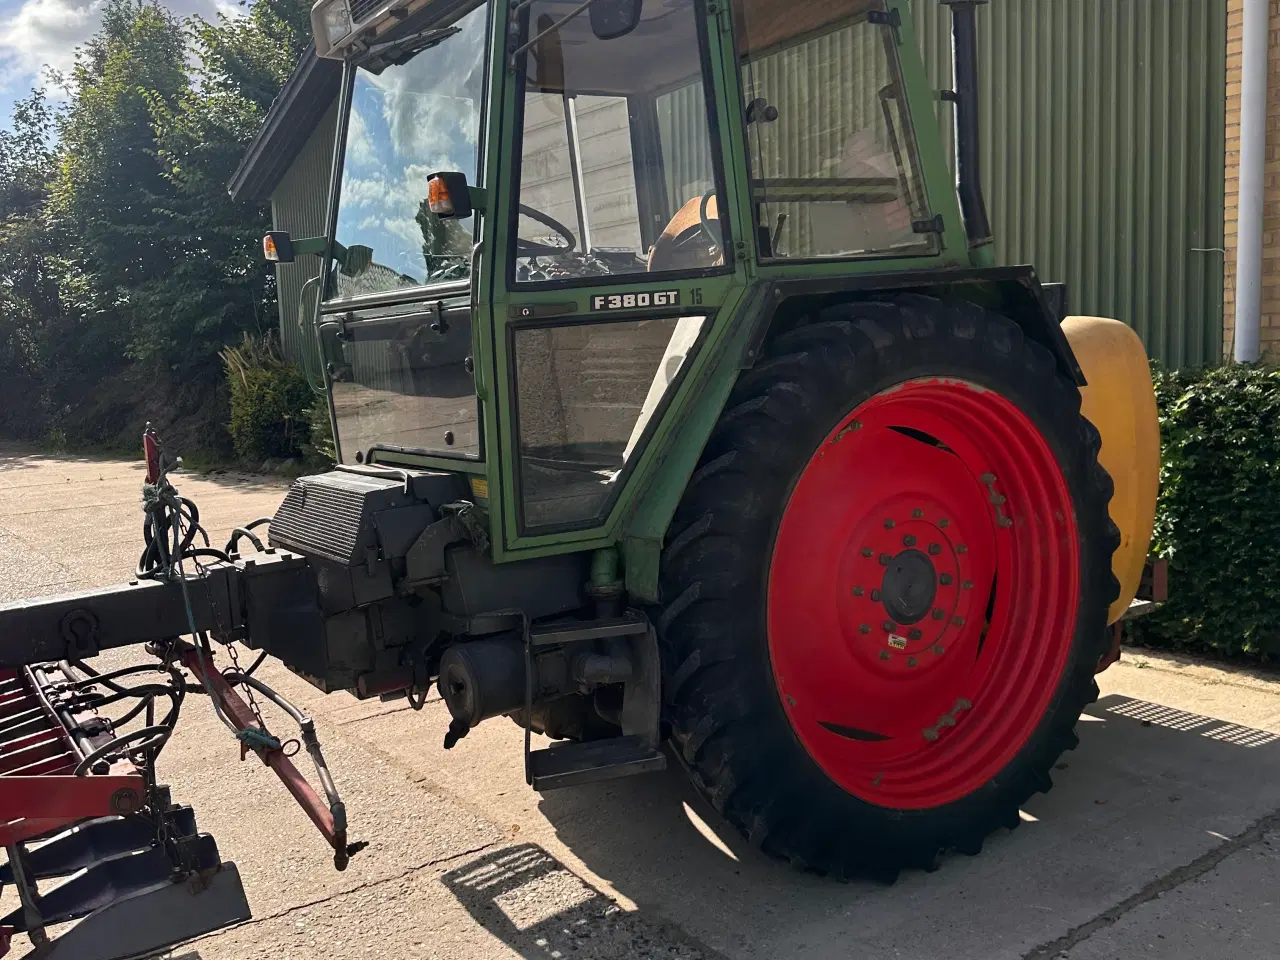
[440, 844, 714, 959]
[512, 694, 1280, 959]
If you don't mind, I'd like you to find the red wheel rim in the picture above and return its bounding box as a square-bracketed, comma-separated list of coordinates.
[767, 379, 1080, 810]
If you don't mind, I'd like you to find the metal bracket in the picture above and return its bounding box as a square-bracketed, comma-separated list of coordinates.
[912, 214, 946, 235]
[430, 300, 449, 335]
[618, 619, 662, 749]
[404, 501, 490, 585]
[868, 8, 902, 42]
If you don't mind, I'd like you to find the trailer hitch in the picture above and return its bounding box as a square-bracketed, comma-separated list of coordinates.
[164, 639, 367, 870]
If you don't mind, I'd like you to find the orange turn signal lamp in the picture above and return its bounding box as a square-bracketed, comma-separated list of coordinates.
[426, 172, 475, 220]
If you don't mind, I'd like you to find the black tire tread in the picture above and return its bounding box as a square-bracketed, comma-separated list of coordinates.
[657, 294, 1121, 878]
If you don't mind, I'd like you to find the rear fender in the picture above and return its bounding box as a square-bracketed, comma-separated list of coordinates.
[623, 268, 1083, 603]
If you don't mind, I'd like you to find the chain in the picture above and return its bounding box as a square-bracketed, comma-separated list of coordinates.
[191, 550, 271, 735]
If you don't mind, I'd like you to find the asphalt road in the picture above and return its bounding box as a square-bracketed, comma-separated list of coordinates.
[4, 446, 1280, 959]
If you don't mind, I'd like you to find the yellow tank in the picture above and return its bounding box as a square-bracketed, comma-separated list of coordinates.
[1061, 317, 1160, 624]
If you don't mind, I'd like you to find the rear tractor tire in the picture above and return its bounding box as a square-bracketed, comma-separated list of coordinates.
[657, 295, 1120, 877]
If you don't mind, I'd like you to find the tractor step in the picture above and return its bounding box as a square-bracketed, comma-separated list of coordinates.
[528, 735, 666, 790]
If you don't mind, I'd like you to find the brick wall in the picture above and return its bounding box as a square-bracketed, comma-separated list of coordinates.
[1224, 0, 1280, 361]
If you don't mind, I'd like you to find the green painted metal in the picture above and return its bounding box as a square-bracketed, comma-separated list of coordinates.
[304, 0, 1118, 578]
[475, 0, 976, 563]
[910, 0, 1226, 369]
[270, 101, 338, 364]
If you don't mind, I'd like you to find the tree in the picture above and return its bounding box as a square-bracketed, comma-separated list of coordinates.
[0, 90, 69, 435]
[0, 0, 316, 453]
[417, 203, 474, 284]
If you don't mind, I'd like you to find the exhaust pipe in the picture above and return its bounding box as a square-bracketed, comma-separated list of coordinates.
[942, 0, 992, 248]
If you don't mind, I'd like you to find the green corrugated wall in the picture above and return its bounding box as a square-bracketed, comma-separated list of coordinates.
[912, 0, 1226, 368]
[271, 100, 338, 366]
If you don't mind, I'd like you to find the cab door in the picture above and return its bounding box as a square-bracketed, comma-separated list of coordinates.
[484, 0, 749, 558]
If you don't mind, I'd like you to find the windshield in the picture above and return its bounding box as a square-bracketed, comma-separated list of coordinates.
[327, 3, 488, 301]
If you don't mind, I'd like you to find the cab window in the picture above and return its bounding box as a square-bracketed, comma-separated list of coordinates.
[734, 0, 936, 261]
[510, 0, 727, 284]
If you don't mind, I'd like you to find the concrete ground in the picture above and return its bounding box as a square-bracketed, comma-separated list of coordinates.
[3, 446, 1280, 959]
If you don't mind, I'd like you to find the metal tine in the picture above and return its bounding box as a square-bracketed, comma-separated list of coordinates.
[0, 711, 51, 741]
[3, 754, 75, 777]
[0, 732, 71, 775]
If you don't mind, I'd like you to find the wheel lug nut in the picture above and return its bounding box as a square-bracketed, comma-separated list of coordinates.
[884, 519, 895, 529]
[928, 543, 941, 556]
[879, 650, 891, 661]
[883, 621, 896, 632]
[903, 535, 916, 546]
[952, 616, 965, 627]
[912, 508, 924, 519]
[956, 545, 968, 554]
[860, 623, 871, 635]
[932, 608, 945, 620]
[940, 574, 953, 586]
[906, 656, 918, 668]
[880, 554, 892, 566]
[871, 589, 882, 602]
[852, 586, 865, 597]
[939, 518, 950, 528]
[981, 472, 996, 484]
[998, 517, 1013, 528]
[862, 547, 874, 558]
[908, 629, 922, 641]
[932, 644, 945, 655]
[962, 580, 973, 590]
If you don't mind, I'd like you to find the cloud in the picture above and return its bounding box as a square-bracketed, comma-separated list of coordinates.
[364, 3, 486, 169]
[381, 214, 421, 251]
[340, 172, 390, 209]
[344, 104, 376, 168]
[0, 0, 239, 90]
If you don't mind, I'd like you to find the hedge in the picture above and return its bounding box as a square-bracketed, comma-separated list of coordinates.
[221, 334, 317, 465]
[1128, 363, 1280, 660]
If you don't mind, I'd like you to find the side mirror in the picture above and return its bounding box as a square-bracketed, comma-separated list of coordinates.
[263, 231, 296, 264]
[589, 0, 642, 40]
[427, 172, 474, 220]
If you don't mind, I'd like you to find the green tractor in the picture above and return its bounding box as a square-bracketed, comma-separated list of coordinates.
[264, 0, 1164, 875]
[0, 13, 1168, 950]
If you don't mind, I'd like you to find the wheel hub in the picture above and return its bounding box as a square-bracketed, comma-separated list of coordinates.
[880, 548, 936, 625]
[840, 506, 976, 678]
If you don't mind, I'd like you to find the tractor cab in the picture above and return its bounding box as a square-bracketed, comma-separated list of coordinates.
[278, 0, 965, 556]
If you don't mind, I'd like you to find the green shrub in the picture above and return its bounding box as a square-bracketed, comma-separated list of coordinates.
[300, 397, 337, 469]
[1129, 363, 1280, 659]
[221, 334, 314, 463]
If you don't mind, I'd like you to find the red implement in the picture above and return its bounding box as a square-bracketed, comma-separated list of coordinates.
[0, 668, 145, 847]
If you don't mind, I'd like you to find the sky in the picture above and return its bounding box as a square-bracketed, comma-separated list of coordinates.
[0, 0, 239, 127]
[332, 3, 487, 289]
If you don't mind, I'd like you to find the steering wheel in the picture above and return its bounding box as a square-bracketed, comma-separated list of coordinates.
[647, 190, 725, 273]
[697, 189, 723, 254]
[517, 204, 577, 256]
